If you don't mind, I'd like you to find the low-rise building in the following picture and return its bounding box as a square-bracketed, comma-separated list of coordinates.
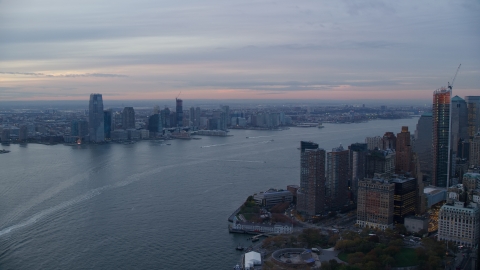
[230, 217, 293, 234]
[404, 216, 428, 233]
[253, 189, 293, 209]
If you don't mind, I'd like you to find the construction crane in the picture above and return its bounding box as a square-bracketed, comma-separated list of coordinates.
[176, 91, 182, 100]
[448, 64, 461, 90]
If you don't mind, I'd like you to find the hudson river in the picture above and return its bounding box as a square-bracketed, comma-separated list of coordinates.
[0, 118, 418, 269]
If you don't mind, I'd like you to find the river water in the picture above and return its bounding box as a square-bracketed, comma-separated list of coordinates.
[0, 118, 418, 269]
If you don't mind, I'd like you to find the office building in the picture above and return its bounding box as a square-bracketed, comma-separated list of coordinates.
[413, 112, 433, 182]
[153, 105, 160, 114]
[465, 96, 480, 139]
[104, 109, 113, 139]
[176, 98, 183, 127]
[356, 177, 395, 230]
[438, 184, 480, 248]
[470, 133, 480, 167]
[71, 120, 79, 136]
[451, 96, 468, 154]
[88, 93, 105, 142]
[348, 143, 368, 202]
[326, 144, 349, 210]
[19, 125, 28, 141]
[78, 120, 89, 140]
[122, 107, 135, 130]
[395, 126, 412, 174]
[297, 141, 326, 216]
[391, 176, 416, 224]
[148, 114, 162, 133]
[222, 105, 230, 126]
[432, 88, 451, 187]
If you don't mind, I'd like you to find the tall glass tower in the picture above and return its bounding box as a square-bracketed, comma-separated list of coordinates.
[88, 93, 105, 142]
[432, 88, 451, 187]
[176, 98, 183, 127]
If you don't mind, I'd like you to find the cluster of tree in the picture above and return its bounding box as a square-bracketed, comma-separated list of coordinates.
[415, 237, 450, 270]
[334, 233, 403, 269]
[270, 202, 289, 213]
[238, 196, 260, 221]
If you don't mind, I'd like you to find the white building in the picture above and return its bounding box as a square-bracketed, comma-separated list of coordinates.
[244, 251, 261, 270]
[438, 186, 480, 247]
[231, 217, 292, 234]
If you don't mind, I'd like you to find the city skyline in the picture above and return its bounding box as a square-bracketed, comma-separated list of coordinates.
[1, 1, 479, 101]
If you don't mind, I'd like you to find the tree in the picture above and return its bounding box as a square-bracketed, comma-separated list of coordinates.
[395, 224, 407, 235]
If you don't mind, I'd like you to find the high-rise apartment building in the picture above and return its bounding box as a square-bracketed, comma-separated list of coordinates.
[395, 126, 412, 174]
[88, 93, 105, 142]
[356, 178, 395, 230]
[432, 88, 451, 188]
[348, 143, 368, 202]
[365, 136, 383, 150]
[176, 98, 183, 127]
[365, 149, 395, 177]
[382, 132, 396, 150]
[326, 144, 349, 210]
[122, 107, 135, 130]
[297, 141, 326, 216]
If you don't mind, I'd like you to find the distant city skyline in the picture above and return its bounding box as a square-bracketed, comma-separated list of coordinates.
[1, 1, 479, 101]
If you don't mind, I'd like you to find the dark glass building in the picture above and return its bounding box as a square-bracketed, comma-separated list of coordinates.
[176, 98, 183, 127]
[391, 177, 416, 224]
[88, 93, 104, 142]
[104, 109, 112, 139]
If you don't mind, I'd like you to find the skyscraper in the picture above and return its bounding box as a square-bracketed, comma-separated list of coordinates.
[465, 96, 480, 139]
[176, 98, 183, 127]
[195, 107, 201, 127]
[413, 112, 433, 182]
[432, 88, 451, 187]
[297, 141, 326, 216]
[122, 107, 135, 129]
[348, 143, 368, 202]
[451, 96, 468, 154]
[88, 93, 105, 142]
[104, 109, 113, 139]
[326, 144, 349, 210]
[395, 126, 412, 174]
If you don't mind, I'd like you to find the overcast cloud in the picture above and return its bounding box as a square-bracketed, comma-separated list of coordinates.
[0, 0, 479, 101]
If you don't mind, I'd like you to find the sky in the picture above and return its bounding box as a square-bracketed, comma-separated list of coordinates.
[1, 0, 479, 101]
